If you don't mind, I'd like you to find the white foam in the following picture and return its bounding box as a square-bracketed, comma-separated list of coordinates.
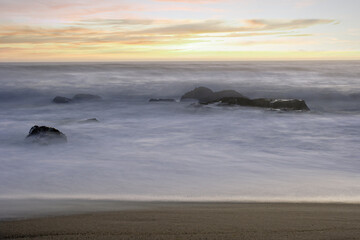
[0, 61, 359, 202]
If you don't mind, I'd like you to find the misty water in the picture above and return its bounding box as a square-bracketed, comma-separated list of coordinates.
[0, 61, 360, 202]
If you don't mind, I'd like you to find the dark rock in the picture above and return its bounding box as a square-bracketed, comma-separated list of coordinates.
[72, 94, 102, 102]
[181, 87, 214, 102]
[213, 90, 244, 100]
[181, 87, 244, 102]
[53, 96, 72, 104]
[215, 97, 255, 107]
[78, 118, 99, 123]
[25, 125, 67, 145]
[181, 87, 310, 111]
[149, 98, 176, 102]
[215, 97, 310, 111]
[269, 99, 310, 111]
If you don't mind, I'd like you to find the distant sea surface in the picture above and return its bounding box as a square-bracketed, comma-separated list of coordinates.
[0, 61, 359, 202]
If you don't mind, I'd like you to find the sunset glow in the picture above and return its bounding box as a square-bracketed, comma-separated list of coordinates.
[0, 0, 359, 61]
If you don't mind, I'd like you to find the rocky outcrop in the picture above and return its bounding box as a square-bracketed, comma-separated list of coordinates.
[181, 87, 214, 102]
[181, 86, 243, 103]
[53, 96, 72, 104]
[149, 98, 176, 102]
[181, 87, 310, 111]
[211, 97, 310, 111]
[25, 125, 67, 145]
[213, 90, 244, 100]
[269, 99, 310, 111]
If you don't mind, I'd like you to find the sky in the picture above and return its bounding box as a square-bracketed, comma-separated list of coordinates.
[0, 0, 359, 61]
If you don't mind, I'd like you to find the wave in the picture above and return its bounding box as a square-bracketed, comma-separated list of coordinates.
[1, 61, 360, 203]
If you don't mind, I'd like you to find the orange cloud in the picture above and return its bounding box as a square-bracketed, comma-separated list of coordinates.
[242, 19, 336, 31]
[0, 18, 335, 45]
[135, 19, 335, 35]
[236, 39, 318, 46]
[0, 17, 342, 61]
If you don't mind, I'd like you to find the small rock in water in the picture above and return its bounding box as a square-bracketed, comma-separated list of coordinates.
[72, 94, 102, 102]
[53, 96, 72, 104]
[149, 98, 176, 102]
[25, 125, 67, 145]
[216, 97, 310, 111]
[181, 87, 244, 102]
[180, 87, 214, 102]
[212, 90, 244, 101]
[78, 118, 99, 123]
[270, 99, 310, 111]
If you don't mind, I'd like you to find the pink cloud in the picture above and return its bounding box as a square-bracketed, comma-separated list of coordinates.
[0, 0, 225, 22]
[154, 0, 223, 3]
[0, 0, 145, 21]
[0, 18, 335, 45]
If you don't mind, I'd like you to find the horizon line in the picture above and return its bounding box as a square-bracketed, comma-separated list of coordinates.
[1, 59, 360, 64]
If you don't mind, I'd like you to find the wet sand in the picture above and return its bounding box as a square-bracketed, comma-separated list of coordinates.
[1, 201, 360, 240]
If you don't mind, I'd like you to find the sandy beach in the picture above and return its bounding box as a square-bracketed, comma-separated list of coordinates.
[1, 201, 360, 240]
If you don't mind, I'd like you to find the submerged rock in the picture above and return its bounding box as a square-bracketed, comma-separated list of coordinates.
[181, 86, 244, 102]
[52, 94, 102, 104]
[149, 98, 176, 102]
[72, 94, 102, 102]
[53, 96, 72, 104]
[78, 118, 99, 123]
[25, 125, 67, 145]
[214, 97, 310, 111]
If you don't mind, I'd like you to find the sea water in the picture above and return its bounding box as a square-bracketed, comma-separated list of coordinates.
[0, 61, 359, 202]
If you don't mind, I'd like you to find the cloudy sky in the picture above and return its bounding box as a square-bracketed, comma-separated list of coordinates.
[0, 0, 359, 61]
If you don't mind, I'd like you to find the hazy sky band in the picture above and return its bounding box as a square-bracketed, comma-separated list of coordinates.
[0, 0, 359, 61]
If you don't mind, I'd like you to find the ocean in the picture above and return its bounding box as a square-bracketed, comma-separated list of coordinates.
[0, 61, 359, 202]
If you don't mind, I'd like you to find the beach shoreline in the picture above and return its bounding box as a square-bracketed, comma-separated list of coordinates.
[1, 200, 360, 240]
